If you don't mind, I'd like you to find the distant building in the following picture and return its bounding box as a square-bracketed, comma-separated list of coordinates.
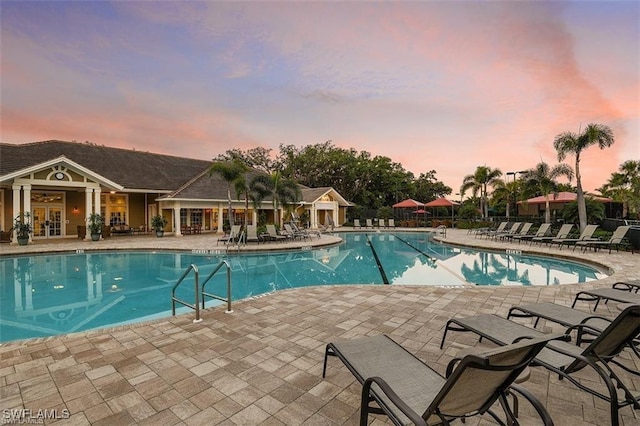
[0, 141, 351, 243]
[516, 191, 619, 219]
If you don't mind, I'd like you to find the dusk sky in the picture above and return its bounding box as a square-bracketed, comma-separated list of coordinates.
[2, 1, 638, 194]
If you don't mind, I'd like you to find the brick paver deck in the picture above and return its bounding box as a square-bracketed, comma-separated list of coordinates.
[1, 229, 638, 425]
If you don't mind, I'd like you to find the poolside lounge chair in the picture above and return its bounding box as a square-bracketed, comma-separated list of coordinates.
[550, 224, 598, 250]
[265, 224, 287, 242]
[512, 223, 551, 245]
[365, 218, 374, 229]
[571, 286, 640, 311]
[491, 222, 522, 240]
[354, 219, 362, 229]
[477, 221, 508, 239]
[440, 305, 640, 426]
[501, 223, 532, 242]
[217, 225, 241, 246]
[575, 225, 632, 254]
[388, 218, 396, 228]
[245, 224, 261, 244]
[323, 334, 558, 426]
[531, 224, 573, 246]
[378, 218, 385, 228]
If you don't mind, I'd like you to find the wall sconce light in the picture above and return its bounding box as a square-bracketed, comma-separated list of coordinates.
[73, 206, 79, 214]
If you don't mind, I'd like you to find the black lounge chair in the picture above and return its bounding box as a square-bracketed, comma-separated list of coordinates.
[512, 223, 551, 245]
[572, 286, 640, 311]
[531, 224, 573, 246]
[575, 225, 633, 253]
[323, 334, 558, 426]
[440, 305, 640, 426]
[550, 224, 599, 250]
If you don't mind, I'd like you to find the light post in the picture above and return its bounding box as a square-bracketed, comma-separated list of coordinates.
[506, 171, 526, 220]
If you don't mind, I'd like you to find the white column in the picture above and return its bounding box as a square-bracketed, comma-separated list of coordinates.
[311, 206, 317, 229]
[93, 188, 101, 214]
[217, 203, 224, 233]
[12, 185, 21, 244]
[22, 185, 32, 243]
[84, 188, 93, 240]
[174, 206, 182, 236]
[252, 210, 257, 225]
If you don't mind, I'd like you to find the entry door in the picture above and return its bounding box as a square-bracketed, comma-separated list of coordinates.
[32, 206, 63, 239]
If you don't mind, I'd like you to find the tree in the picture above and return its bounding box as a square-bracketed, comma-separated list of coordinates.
[553, 123, 614, 232]
[209, 160, 249, 227]
[491, 179, 519, 219]
[561, 199, 606, 225]
[460, 166, 502, 219]
[521, 162, 573, 224]
[597, 160, 640, 219]
[249, 171, 301, 227]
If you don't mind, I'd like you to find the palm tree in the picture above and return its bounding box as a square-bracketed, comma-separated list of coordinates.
[598, 160, 640, 219]
[209, 160, 248, 228]
[460, 166, 502, 219]
[521, 162, 574, 224]
[491, 179, 519, 220]
[553, 123, 615, 232]
[249, 171, 301, 227]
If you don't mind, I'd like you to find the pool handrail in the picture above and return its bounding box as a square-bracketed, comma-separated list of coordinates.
[201, 260, 233, 313]
[171, 263, 203, 323]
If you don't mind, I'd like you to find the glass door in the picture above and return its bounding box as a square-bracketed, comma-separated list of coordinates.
[32, 206, 63, 239]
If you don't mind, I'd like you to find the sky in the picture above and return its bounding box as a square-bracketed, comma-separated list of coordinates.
[1, 0, 638, 195]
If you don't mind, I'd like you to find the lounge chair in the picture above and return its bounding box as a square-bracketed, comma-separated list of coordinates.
[388, 218, 396, 228]
[491, 222, 522, 240]
[365, 218, 374, 229]
[531, 224, 573, 246]
[217, 224, 241, 246]
[474, 221, 507, 238]
[550, 224, 598, 250]
[265, 224, 287, 242]
[441, 305, 640, 426]
[354, 219, 362, 229]
[501, 223, 532, 242]
[512, 223, 551, 245]
[508, 302, 618, 344]
[571, 286, 640, 311]
[245, 224, 261, 244]
[575, 225, 632, 253]
[378, 218, 386, 228]
[323, 334, 558, 426]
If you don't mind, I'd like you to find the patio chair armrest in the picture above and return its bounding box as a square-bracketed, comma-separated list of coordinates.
[508, 384, 555, 426]
[362, 376, 427, 426]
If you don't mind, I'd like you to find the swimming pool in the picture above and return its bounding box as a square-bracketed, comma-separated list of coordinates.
[0, 232, 608, 342]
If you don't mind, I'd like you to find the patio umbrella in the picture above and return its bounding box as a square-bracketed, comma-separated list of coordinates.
[424, 198, 459, 223]
[393, 199, 425, 222]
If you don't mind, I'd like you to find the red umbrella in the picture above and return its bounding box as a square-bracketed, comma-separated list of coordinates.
[424, 198, 459, 207]
[393, 198, 425, 208]
[425, 198, 459, 223]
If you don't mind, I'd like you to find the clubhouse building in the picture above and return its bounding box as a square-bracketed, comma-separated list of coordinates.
[0, 141, 351, 243]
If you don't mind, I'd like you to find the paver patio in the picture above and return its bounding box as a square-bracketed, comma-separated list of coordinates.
[1, 228, 638, 425]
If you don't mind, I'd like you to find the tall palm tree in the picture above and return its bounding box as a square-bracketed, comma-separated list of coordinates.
[209, 160, 248, 228]
[553, 123, 614, 232]
[249, 171, 301, 227]
[460, 166, 502, 219]
[521, 162, 573, 224]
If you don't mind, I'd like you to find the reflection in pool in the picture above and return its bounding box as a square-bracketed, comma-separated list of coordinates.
[0, 232, 608, 342]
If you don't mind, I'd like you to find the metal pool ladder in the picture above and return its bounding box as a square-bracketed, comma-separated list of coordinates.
[171, 261, 233, 323]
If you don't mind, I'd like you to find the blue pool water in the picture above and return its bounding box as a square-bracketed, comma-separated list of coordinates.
[0, 232, 607, 342]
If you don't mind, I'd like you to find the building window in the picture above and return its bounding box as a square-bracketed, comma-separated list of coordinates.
[101, 194, 128, 226]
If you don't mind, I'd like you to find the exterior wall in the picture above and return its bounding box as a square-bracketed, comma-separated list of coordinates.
[128, 193, 146, 228]
[65, 191, 86, 236]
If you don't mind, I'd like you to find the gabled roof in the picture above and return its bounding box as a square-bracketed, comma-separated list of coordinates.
[299, 187, 352, 206]
[0, 140, 213, 191]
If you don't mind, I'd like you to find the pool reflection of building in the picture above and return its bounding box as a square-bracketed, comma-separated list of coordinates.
[6, 254, 116, 339]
